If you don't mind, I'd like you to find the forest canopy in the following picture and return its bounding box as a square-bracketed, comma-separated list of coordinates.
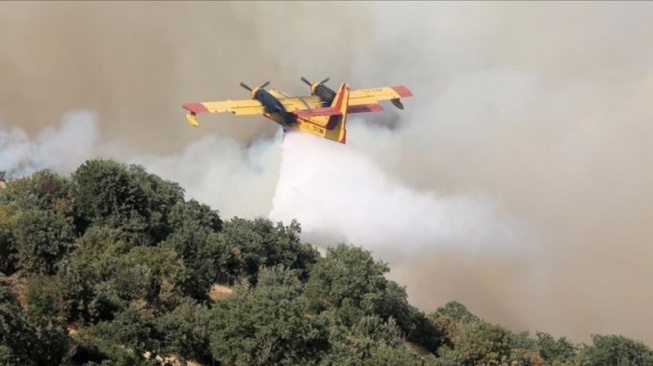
[0, 159, 651, 366]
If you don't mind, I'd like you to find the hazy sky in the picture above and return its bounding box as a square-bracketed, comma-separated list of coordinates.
[1, 1, 652, 344]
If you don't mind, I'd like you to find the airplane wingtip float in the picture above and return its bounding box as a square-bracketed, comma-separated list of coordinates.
[182, 77, 412, 144]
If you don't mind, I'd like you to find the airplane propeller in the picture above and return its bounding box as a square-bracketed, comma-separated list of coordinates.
[240, 81, 270, 92]
[301, 76, 329, 87]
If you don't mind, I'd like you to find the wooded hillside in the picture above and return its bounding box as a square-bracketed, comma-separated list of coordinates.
[1, 159, 651, 365]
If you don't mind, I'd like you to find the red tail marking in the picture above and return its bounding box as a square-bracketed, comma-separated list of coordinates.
[331, 83, 349, 109]
[332, 83, 350, 144]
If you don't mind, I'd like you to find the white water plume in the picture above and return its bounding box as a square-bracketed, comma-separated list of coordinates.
[269, 130, 537, 262]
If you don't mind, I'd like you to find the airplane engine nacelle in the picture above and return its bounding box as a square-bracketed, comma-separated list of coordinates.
[256, 89, 286, 114]
[313, 84, 337, 105]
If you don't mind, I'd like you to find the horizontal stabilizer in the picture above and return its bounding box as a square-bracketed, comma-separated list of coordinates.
[348, 104, 384, 114]
[293, 107, 341, 118]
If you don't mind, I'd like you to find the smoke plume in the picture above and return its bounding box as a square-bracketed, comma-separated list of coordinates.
[2, 1, 653, 344]
[0, 111, 121, 178]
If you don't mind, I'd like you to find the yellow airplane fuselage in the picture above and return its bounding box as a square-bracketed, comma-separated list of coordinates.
[259, 88, 348, 144]
[262, 111, 346, 143]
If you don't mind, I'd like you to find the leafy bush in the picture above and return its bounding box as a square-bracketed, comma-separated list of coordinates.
[1, 160, 651, 365]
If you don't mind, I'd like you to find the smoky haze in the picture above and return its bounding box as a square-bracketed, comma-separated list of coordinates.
[0, 1, 351, 152]
[2, 1, 653, 344]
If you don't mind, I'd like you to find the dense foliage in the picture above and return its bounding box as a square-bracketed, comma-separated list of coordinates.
[0, 159, 651, 366]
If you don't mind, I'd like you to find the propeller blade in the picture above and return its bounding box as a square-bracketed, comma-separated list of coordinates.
[260, 81, 270, 89]
[301, 76, 313, 86]
[240, 82, 252, 91]
[320, 77, 330, 84]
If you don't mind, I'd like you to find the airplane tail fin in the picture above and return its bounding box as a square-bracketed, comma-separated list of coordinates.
[326, 82, 350, 144]
[293, 82, 350, 144]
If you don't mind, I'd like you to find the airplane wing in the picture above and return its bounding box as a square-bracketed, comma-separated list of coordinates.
[278, 96, 325, 112]
[183, 100, 265, 116]
[181, 85, 405, 127]
[349, 85, 413, 109]
[182, 100, 265, 126]
[279, 95, 385, 114]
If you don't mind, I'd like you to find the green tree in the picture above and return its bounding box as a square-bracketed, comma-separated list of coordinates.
[431, 301, 482, 353]
[73, 159, 148, 232]
[72, 159, 184, 243]
[162, 199, 226, 300]
[124, 245, 188, 310]
[70, 324, 168, 366]
[162, 226, 232, 300]
[0, 170, 75, 218]
[95, 307, 159, 360]
[578, 334, 653, 366]
[0, 281, 70, 365]
[0, 204, 18, 275]
[436, 320, 513, 366]
[155, 297, 211, 364]
[26, 274, 66, 321]
[168, 199, 222, 233]
[218, 218, 319, 284]
[0, 282, 36, 365]
[362, 343, 436, 366]
[304, 244, 390, 318]
[52, 259, 96, 323]
[207, 282, 329, 366]
[54, 225, 134, 323]
[70, 225, 132, 264]
[255, 264, 305, 289]
[380, 281, 443, 354]
[319, 314, 429, 366]
[432, 301, 481, 324]
[127, 164, 186, 242]
[535, 331, 577, 365]
[30, 318, 70, 366]
[14, 209, 75, 275]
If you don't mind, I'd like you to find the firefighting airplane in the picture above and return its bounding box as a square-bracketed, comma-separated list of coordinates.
[182, 77, 412, 144]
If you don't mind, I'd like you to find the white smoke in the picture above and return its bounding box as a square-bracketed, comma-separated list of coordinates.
[0, 111, 120, 178]
[0, 111, 284, 220]
[129, 132, 283, 219]
[269, 129, 538, 263]
[0, 126, 37, 179]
